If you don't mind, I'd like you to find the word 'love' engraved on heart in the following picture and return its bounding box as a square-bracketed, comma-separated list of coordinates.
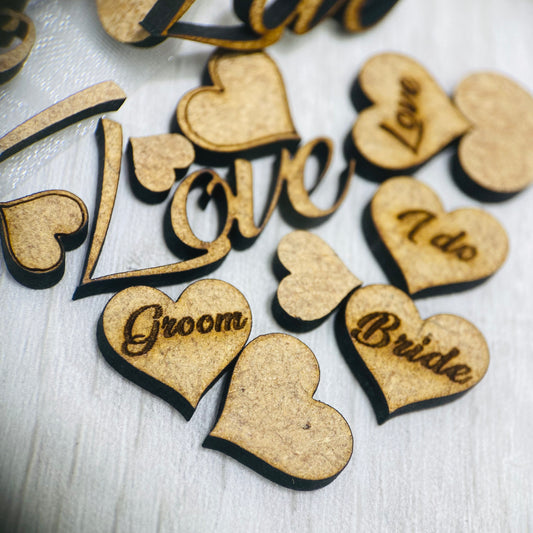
[122, 305, 248, 356]
[350, 311, 472, 384]
[379, 77, 424, 154]
[397, 209, 477, 261]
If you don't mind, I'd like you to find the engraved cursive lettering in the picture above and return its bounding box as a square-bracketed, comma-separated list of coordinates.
[380, 77, 424, 154]
[397, 209, 477, 261]
[122, 308, 248, 357]
[350, 312, 473, 384]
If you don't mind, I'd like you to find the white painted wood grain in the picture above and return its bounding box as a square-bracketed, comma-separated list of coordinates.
[1, 0, 532, 531]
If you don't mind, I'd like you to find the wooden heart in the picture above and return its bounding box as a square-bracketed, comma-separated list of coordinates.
[204, 334, 353, 490]
[455, 72, 533, 194]
[276, 231, 362, 323]
[130, 134, 195, 195]
[371, 177, 508, 294]
[0, 190, 88, 288]
[177, 50, 299, 153]
[352, 53, 470, 170]
[343, 284, 490, 423]
[99, 281, 252, 420]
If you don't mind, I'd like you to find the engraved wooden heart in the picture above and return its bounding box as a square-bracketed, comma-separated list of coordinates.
[353, 53, 470, 170]
[177, 50, 299, 153]
[130, 133, 195, 194]
[343, 284, 490, 423]
[204, 334, 353, 490]
[371, 177, 508, 294]
[276, 231, 362, 323]
[455, 72, 533, 194]
[99, 281, 252, 420]
[0, 190, 88, 288]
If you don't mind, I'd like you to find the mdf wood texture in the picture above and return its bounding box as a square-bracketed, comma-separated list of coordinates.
[1, 0, 532, 532]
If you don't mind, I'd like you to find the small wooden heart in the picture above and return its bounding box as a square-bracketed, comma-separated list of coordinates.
[0, 190, 88, 288]
[130, 133, 195, 195]
[342, 284, 490, 423]
[99, 280, 252, 420]
[177, 49, 300, 153]
[455, 72, 533, 194]
[204, 333, 353, 490]
[371, 177, 508, 294]
[276, 231, 362, 324]
[353, 53, 470, 170]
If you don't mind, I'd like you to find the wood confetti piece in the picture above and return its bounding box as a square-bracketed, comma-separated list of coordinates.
[0, 8, 35, 84]
[340, 0, 401, 31]
[204, 333, 353, 490]
[177, 50, 299, 154]
[0, 81, 126, 163]
[352, 53, 470, 171]
[75, 119, 350, 299]
[141, 0, 401, 49]
[454, 72, 533, 195]
[340, 284, 490, 424]
[130, 133, 195, 198]
[275, 231, 362, 327]
[98, 280, 252, 420]
[96, 0, 165, 46]
[371, 177, 508, 295]
[0, 190, 88, 289]
[142, 0, 283, 50]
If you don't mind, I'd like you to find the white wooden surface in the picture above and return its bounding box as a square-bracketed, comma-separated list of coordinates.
[1, 1, 532, 531]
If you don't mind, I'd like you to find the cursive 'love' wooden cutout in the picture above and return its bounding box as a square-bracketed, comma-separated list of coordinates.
[454, 72, 533, 195]
[341, 284, 490, 424]
[140, 0, 401, 50]
[0, 191, 88, 288]
[177, 49, 299, 154]
[371, 177, 508, 295]
[275, 231, 362, 327]
[98, 281, 252, 420]
[204, 333, 353, 490]
[130, 134, 195, 198]
[352, 53, 469, 171]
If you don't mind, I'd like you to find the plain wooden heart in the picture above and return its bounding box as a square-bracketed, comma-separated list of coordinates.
[353, 53, 470, 170]
[130, 134, 195, 195]
[343, 284, 490, 423]
[100, 280, 252, 420]
[0, 190, 88, 288]
[177, 49, 299, 153]
[276, 230, 362, 323]
[371, 177, 508, 294]
[455, 72, 533, 194]
[205, 333, 353, 490]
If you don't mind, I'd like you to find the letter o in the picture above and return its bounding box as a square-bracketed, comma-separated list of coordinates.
[177, 316, 195, 336]
[455, 246, 477, 261]
[197, 314, 214, 334]
[397, 110, 417, 129]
